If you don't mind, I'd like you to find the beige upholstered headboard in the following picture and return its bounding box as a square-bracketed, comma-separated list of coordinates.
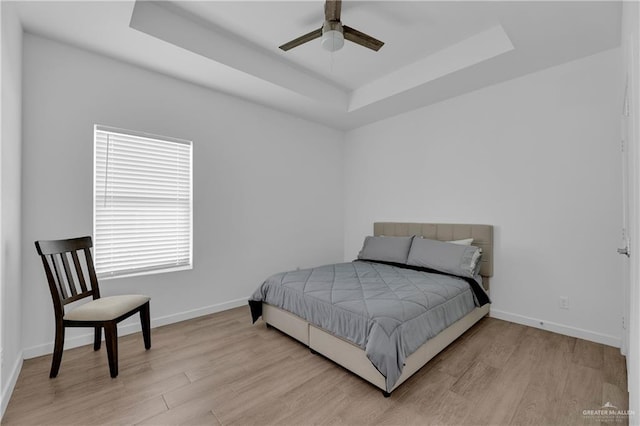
[373, 222, 494, 280]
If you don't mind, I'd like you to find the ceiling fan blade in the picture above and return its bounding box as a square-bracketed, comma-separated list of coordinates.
[325, 0, 342, 21]
[342, 25, 384, 51]
[279, 28, 323, 51]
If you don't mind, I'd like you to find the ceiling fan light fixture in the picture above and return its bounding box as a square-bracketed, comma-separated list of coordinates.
[321, 29, 344, 52]
[321, 21, 344, 52]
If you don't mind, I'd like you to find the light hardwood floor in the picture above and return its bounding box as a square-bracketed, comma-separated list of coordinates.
[2, 306, 628, 425]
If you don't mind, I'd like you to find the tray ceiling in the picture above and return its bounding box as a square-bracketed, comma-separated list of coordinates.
[15, 1, 621, 130]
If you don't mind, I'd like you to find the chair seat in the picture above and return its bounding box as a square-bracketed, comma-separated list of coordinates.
[64, 295, 150, 322]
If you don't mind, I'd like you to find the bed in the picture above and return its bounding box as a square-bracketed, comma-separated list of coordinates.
[249, 222, 493, 396]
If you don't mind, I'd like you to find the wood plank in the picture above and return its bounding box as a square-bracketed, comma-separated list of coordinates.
[433, 390, 473, 425]
[374, 369, 457, 425]
[70, 251, 88, 293]
[466, 335, 538, 425]
[435, 318, 497, 378]
[474, 320, 526, 369]
[137, 394, 221, 425]
[573, 338, 604, 369]
[559, 363, 605, 425]
[603, 381, 629, 410]
[91, 395, 168, 425]
[450, 360, 499, 399]
[509, 333, 573, 424]
[601, 382, 630, 426]
[604, 345, 628, 391]
[50, 254, 68, 299]
[59, 252, 77, 296]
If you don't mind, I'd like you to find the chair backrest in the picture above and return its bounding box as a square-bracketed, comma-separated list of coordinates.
[35, 236, 101, 318]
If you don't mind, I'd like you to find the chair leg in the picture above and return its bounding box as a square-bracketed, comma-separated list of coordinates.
[104, 322, 118, 378]
[94, 327, 102, 351]
[140, 302, 151, 350]
[50, 322, 65, 378]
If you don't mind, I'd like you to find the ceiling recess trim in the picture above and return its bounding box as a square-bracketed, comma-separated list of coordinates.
[348, 25, 515, 112]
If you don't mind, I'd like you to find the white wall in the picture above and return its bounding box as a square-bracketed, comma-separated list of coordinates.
[344, 48, 623, 346]
[21, 34, 345, 357]
[0, 1, 23, 418]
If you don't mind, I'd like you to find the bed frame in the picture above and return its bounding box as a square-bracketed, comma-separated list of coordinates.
[261, 222, 494, 396]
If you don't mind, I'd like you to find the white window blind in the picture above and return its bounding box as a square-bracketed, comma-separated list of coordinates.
[94, 125, 192, 279]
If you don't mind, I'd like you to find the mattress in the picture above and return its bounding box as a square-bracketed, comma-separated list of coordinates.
[249, 260, 489, 391]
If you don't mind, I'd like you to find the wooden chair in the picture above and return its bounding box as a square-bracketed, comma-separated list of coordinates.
[35, 236, 151, 378]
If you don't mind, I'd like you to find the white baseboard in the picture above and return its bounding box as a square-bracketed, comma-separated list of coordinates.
[1, 351, 23, 420]
[22, 297, 249, 359]
[490, 309, 621, 348]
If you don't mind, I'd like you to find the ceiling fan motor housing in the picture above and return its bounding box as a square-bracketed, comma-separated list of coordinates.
[322, 20, 344, 52]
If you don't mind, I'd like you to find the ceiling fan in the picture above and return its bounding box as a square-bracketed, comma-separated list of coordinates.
[279, 0, 384, 53]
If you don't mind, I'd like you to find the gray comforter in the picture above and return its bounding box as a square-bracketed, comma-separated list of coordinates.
[250, 260, 482, 391]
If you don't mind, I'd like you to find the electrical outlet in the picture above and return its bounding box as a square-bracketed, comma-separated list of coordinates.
[559, 296, 569, 310]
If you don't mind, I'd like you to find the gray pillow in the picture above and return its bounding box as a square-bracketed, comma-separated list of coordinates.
[407, 237, 482, 278]
[357, 235, 415, 264]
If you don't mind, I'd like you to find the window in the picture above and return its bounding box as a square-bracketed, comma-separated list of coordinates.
[94, 125, 192, 279]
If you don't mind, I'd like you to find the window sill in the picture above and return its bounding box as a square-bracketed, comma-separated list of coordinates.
[98, 264, 192, 281]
